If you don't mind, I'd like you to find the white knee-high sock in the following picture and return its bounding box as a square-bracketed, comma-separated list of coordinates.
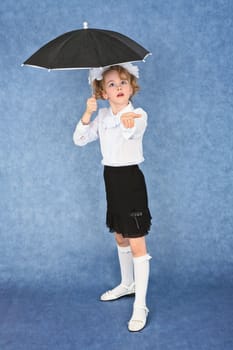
[117, 245, 134, 287]
[133, 254, 151, 307]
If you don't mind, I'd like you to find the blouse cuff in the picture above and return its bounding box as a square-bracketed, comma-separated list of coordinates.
[120, 124, 136, 139]
[75, 120, 90, 132]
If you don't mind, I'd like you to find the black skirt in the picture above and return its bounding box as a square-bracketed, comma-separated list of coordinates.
[104, 165, 152, 238]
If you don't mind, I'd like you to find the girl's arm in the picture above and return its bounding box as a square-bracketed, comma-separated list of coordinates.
[73, 96, 99, 146]
[73, 116, 99, 146]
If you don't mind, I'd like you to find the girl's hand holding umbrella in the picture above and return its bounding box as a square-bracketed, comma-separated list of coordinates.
[81, 95, 97, 125]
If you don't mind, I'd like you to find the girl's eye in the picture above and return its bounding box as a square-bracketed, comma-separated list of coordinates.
[107, 80, 129, 88]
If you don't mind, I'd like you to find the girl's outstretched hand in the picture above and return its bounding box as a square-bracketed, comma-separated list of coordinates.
[121, 112, 142, 129]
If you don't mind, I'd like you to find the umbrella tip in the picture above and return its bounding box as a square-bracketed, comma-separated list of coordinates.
[83, 21, 88, 29]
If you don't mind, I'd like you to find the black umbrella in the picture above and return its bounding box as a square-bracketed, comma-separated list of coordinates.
[23, 22, 151, 70]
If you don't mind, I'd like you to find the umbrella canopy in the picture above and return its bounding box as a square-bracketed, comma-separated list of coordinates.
[23, 22, 151, 70]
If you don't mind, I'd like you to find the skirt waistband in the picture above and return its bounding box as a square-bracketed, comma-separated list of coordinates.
[104, 164, 138, 172]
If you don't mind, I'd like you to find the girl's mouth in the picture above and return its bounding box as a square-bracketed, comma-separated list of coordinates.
[117, 93, 124, 97]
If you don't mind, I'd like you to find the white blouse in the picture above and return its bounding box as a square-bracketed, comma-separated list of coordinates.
[73, 102, 147, 167]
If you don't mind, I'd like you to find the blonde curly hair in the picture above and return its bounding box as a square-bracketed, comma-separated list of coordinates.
[92, 65, 140, 100]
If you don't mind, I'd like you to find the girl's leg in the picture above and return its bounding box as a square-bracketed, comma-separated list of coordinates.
[128, 236, 151, 332]
[115, 233, 134, 287]
[114, 232, 130, 248]
[129, 236, 147, 257]
[100, 233, 135, 301]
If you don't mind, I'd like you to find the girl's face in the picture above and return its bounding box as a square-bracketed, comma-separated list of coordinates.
[102, 70, 133, 110]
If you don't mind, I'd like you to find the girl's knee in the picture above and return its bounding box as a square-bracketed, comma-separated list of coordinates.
[115, 233, 130, 247]
[129, 236, 147, 257]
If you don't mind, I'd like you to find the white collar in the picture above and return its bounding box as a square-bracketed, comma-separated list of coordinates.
[109, 102, 134, 118]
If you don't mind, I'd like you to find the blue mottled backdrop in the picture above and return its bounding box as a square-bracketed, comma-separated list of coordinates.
[1, 0, 233, 290]
[0, 0, 233, 348]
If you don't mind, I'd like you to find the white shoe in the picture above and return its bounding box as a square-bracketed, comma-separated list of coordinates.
[128, 305, 149, 332]
[100, 282, 135, 301]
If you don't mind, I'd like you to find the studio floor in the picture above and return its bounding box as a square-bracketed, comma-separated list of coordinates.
[0, 280, 232, 350]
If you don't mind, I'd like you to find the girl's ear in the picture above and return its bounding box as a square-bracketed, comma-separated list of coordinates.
[129, 85, 133, 97]
[102, 90, 108, 100]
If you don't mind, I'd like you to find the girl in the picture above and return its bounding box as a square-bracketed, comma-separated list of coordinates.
[73, 63, 152, 332]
